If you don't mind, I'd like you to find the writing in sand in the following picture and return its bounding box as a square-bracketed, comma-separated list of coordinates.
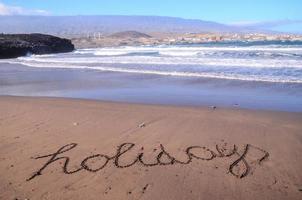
[27, 141, 269, 181]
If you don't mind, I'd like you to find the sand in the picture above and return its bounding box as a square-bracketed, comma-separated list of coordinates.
[0, 96, 302, 200]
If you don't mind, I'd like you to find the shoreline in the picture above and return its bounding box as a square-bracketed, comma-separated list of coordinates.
[1, 63, 302, 113]
[1, 94, 302, 114]
[1, 96, 302, 200]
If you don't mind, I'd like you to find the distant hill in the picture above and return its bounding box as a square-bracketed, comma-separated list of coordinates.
[110, 31, 152, 39]
[0, 15, 246, 37]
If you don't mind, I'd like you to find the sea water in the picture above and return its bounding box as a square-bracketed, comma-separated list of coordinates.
[3, 40, 302, 83]
[1, 41, 302, 111]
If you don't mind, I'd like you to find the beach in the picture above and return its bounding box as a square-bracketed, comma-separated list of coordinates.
[0, 96, 302, 200]
[1, 41, 302, 200]
[1, 1, 302, 199]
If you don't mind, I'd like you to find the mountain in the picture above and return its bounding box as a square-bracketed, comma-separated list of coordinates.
[110, 31, 152, 39]
[0, 15, 243, 37]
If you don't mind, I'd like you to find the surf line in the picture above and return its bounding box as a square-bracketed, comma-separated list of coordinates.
[27, 142, 269, 181]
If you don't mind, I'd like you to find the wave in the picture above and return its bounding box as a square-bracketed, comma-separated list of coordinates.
[2, 45, 302, 84]
[75, 46, 302, 54]
[159, 51, 200, 57]
[8, 61, 301, 83]
[94, 51, 129, 56]
[73, 46, 302, 59]
[17, 56, 302, 68]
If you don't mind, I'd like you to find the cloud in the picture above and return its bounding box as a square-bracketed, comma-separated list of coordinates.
[0, 2, 50, 15]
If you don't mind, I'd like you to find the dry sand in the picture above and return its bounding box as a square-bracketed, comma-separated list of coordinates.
[0, 96, 302, 200]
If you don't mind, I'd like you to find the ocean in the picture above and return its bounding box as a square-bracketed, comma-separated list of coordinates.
[2, 41, 302, 83]
[1, 41, 302, 111]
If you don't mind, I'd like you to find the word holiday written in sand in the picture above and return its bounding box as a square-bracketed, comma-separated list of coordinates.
[27, 141, 269, 181]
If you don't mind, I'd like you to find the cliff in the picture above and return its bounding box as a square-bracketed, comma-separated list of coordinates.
[0, 33, 74, 59]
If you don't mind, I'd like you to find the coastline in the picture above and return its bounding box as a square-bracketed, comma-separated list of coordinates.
[1, 96, 302, 200]
[1, 63, 302, 112]
[1, 4, 302, 200]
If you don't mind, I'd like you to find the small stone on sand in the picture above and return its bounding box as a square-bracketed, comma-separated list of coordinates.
[138, 123, 146, 128]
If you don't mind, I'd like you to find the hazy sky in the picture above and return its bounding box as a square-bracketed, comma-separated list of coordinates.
[1, 0, 302, 32]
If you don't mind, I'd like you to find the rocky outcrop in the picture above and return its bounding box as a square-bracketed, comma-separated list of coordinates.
[0, 33, 74, 59]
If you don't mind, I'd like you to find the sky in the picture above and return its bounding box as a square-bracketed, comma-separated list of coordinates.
[0, 0, 302, 33]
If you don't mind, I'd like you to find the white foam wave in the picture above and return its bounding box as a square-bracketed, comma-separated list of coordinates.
[73, 46, 302, 59]
[17, 56, 302, 68]
[159, 51, 199, 56]
[94, 51, 130, 56]
[75, 46, 302, 54]
[6, 61, 301, 83]
[3, 45, 302, 84]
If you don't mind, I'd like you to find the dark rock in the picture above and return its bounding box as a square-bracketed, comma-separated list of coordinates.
[210, 106, 217, 110]
[0, 33, 74, 59]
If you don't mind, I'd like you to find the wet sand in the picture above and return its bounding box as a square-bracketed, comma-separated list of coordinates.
[1, 63, 302, 112]
[0, 96, 302, 200]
